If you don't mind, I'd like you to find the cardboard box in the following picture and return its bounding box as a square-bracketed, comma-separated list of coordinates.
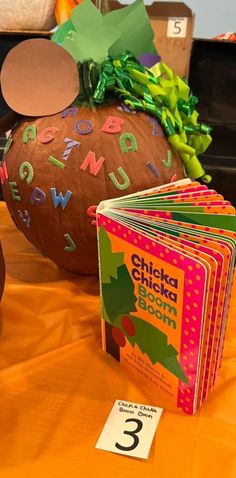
[189, 39, 236, 206]
[110, 1, 194, 78]
[148, 2, 194, 78]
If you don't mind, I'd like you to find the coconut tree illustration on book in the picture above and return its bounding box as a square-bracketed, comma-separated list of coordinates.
[99, 226, 188, 383]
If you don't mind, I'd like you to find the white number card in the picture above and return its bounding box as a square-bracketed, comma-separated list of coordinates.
[95, 399, 163, 459]
[167, 17, 188, 38]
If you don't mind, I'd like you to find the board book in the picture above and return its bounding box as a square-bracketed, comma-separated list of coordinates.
[96, 179, 236, 415]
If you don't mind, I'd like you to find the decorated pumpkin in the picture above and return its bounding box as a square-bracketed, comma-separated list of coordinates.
[0, 0, 212, 275]
[1, 106, 185, 274]
[0, 0, 56, 31]
[0, 243, 5, 302]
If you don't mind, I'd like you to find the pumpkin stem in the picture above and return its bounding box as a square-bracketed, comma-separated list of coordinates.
[95, 0, 110, 14]
[75, 60, 100, 106]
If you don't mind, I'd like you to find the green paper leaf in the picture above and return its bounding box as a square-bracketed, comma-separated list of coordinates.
[98, 226, 124, 283]
[52, 0, 156, 63]
[116, 314, 188, 383]
[62, 0, 120, 63]
[104, 0, 155, 57]
[140, 40, 157, 56]
[102, 264, 137, 323]
[51, 19, 76, 45]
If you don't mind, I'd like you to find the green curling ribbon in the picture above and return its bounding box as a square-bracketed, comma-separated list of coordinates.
[92, 51, 212, 182]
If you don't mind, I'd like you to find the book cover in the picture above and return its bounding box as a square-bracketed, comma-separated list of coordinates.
[97, 179, 236, 414]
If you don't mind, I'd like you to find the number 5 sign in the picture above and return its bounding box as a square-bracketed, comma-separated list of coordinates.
[167, 17, 188, 38]
[96, 400, 163, 459]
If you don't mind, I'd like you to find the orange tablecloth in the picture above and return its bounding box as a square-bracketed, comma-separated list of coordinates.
[0, 201, 236, 478]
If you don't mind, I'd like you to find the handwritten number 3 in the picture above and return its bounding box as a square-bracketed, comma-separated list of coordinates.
[115, 419, 143, 451]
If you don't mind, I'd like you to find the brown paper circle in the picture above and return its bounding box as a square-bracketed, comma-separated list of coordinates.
[0, 38, 80, 116]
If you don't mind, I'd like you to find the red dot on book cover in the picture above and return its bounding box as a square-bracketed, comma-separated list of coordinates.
[121, 316, 136, 337]
[112, 327, 126, 347]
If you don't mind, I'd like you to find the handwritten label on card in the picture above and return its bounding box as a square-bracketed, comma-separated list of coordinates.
[96, 400, 163, 459]
[167, 17, 188, 38]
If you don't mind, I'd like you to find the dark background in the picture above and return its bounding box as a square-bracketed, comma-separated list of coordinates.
[189, 39, 236, 206]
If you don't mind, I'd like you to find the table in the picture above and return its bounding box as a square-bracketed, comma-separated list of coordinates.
[0, 201, 236, 478]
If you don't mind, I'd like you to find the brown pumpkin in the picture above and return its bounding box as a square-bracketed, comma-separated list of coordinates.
[0, 242, 5, 302]
[2, 103, 185, 275]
